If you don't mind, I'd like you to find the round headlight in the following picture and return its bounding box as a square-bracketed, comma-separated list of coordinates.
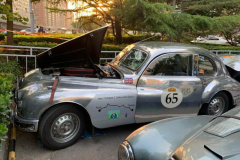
[118, 141, 134, 160]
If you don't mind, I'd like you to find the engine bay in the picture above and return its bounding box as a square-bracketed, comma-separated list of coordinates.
[41, 64, 121, 79]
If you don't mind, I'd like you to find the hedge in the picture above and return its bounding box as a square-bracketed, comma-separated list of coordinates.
[0, 34, 4, 41]
[13, 35, 66, 44]
[0, 74, 12, 141]
[103, 34, 161, 44]
[193, 43, 240, 50]
[0, 61, 20, 141]
[18, 42, 58, 48]
[10, 34, 161, 45]
[16, 42, 127, 51]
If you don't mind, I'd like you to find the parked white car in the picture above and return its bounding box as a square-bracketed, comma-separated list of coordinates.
[192, 35, 232, 45]
[20, 28, 32, 33]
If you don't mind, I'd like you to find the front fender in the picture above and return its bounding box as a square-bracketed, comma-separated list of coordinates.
[126, 116, 212, 160]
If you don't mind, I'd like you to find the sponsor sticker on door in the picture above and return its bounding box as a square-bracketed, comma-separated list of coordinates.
[161, 87, 183, 108]
[108, 110, 120, 119]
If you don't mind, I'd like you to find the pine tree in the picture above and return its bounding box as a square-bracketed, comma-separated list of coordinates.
[183, 0, 240, 45]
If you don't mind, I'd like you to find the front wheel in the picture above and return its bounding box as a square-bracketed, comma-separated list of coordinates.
[201, 92, 229, 116]
[39, 104, 85, 150]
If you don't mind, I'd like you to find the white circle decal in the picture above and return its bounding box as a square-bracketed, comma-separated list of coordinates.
[161, 87, 183, 108]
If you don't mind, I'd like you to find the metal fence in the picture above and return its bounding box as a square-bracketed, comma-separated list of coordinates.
[0, 45, 240, 74]
[211, 50, 240, 55]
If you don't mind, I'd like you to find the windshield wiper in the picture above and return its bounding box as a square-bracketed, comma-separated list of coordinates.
[209, 115, 240, 122]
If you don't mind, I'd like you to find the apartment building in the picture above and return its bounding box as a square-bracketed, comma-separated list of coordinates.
[33, 0, 73, 32]
[0, 0, 30, 30]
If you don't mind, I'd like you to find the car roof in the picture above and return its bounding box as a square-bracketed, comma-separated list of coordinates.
[134, 41, 214, 57]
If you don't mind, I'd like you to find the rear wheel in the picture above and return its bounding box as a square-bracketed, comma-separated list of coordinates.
[39, 104, 85, 150]
[201, 92, 229, 116]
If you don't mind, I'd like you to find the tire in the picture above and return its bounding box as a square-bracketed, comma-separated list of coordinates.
[39, 104, 86, 150]
[201, 92, 229, 116]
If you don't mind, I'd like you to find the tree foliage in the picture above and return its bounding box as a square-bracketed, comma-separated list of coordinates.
[47, 0, 240, 44]
[0, 61, 21, 141]
[0, 0, 29, 23]
[183, 0, 240, 45]
[0, 0, 29, 45]
[184, 0, 240, 16]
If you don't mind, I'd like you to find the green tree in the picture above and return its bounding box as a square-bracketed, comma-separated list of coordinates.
[184, 0, 240, 17]
[48, 0, 240, 44]
[48, 0, 173, 44]
[183, 0, 240, 45]
[0, 0, 29, 45]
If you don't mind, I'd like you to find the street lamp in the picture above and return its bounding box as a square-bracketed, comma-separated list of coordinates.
[29, 0, 34, 33]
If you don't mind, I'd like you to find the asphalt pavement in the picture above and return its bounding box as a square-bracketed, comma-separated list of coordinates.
[15, 124, 145, 160]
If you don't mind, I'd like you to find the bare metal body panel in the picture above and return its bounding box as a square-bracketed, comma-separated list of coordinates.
[219, 54, 240, 71]
[15, 39, 240, 132]
[125, 107, 240, 160]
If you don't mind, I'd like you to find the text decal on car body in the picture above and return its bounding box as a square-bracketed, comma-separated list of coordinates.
[161, 87, 183, 108]
[124, 78, 133, 84]
[108, 110, 120, 119]
[86, 92, 136, 128]
[180, 85, 194, 98]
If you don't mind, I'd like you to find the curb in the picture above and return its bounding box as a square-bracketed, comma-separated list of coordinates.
[8, 124, 16, 160]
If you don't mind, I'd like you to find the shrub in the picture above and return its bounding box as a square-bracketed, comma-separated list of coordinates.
[102, 44, 126, 51]
[13, 35, 65, 44]
[104, 34, 161, 44]
[0, 74, 13, 141]
[11, 34, 161, 45]
[0, 61, 22, 80]
[16, 41, 126, 51]
[193, 43, 240, 50]
[18, 41, 58, 48]
[0, 34, 5, 41]
[0, 61, 20, 141]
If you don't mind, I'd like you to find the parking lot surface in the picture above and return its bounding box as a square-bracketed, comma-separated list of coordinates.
[16, 124, 144, 160]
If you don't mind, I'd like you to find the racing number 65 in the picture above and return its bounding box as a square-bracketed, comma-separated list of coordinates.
[166, 93, 178, 104]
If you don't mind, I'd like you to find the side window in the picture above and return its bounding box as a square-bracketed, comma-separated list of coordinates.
[143, 53, 193, 76]
[194, 55, 215, 76]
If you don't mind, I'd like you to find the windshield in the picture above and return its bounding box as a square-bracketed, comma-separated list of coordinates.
[120, 49, 148, 71]
[110, 44, 135, 65]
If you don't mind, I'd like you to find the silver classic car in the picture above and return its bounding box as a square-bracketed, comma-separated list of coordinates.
[14, 26, 240, 149]
[118, 107, 240, 160]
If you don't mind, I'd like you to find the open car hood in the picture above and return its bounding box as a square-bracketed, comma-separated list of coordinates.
[37, 26, 108, 69]
[218, 54, 240, 71]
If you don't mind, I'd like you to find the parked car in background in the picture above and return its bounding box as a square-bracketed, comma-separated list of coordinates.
[57, 27, 67, 33]
[14, 26, 240, 150]
[65, 31, 72, 34]
[118, 106, 240, 160]
[20, 28, 32, 33]
[191, 35, 238, 45]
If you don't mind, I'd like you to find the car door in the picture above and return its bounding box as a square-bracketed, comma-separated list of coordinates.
[135, 52, 203, 123]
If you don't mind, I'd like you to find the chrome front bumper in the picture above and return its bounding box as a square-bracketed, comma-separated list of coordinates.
[12, 89, 39, 132]
[14, 115, 39, 132]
